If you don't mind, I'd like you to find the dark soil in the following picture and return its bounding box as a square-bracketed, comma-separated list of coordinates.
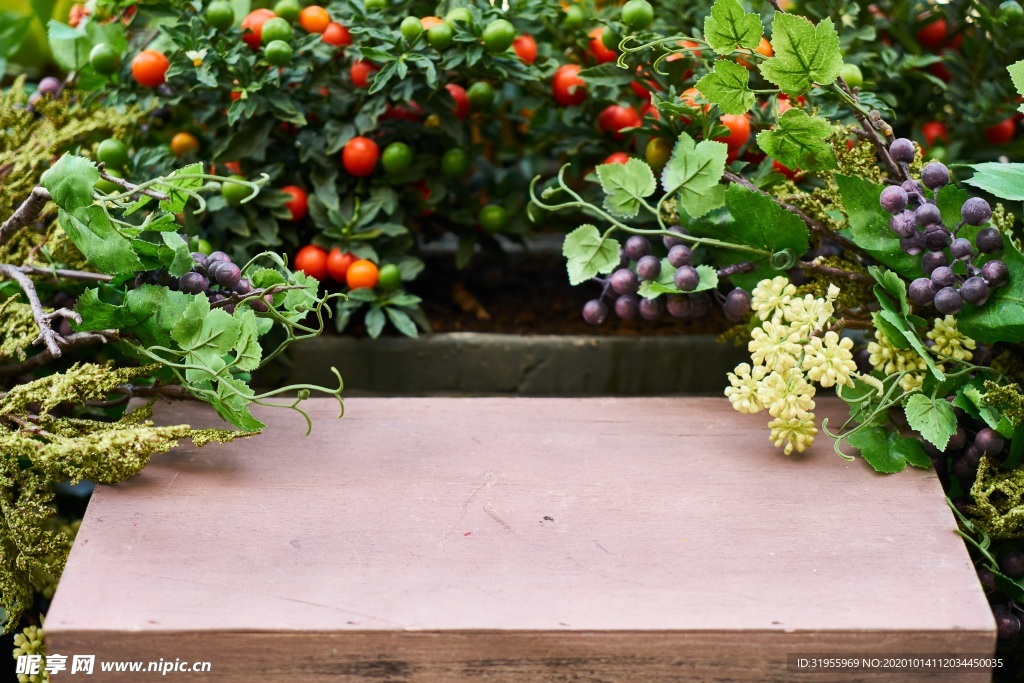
[403, 252, 733, 337]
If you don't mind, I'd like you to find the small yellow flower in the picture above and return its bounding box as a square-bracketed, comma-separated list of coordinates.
[768, 412, 817, 455]
[758, 367, 816, 419]
[803, 331, 857, 388]
[867, 328, 927, 376]
[725, 362, 767, 414]
[898, 371, 925, 393]
[926, 315, 976, 363]
[186, 49, 207, 67]
[784, 293, 834, 337]
[748, 320, 801, 370]
[751, 276, 796, 321]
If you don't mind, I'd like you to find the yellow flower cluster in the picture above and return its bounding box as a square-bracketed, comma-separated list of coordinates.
[726, 277, 859, 455]
[867, 315, 976, 391]
[13, 622, 47, 683]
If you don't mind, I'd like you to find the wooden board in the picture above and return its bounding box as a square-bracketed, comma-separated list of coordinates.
[45, 398, 995, 682]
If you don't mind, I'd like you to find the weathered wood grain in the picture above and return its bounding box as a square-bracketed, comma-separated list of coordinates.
[45, 398, 995, 681]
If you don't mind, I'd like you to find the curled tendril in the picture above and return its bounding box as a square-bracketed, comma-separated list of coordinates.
[770, 249, 797, 270]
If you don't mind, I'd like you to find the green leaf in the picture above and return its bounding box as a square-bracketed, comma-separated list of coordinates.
[596, 158, 656, 218]
[231, 310, 263, 372]
[702, 0, 762, 55]
[848, 426, 904, 473]
[562, 225, 621, 286]
[0, 14, 32, 60]
[385, 307, 419, 338]
[871, 311, 912, 350]
[904, 394, 957, 452]
[160, 163, 206, 214]
[695, 60, 755, 115]
[160, 232, 194, 277]
[963, 163, 1024, 202]
[877, 309, 943, 381]
[890, 433, 931, 469]
[210, 375, 264, 432]
[686, 184, 809, 290]
[834, 174, 920, 278]
[935, 183, 970, 230]
[47, 20, 89, 71]
[41, 155, 98, 213]
[58, 207, 143, 276]
[365, 305, 386, 338]
[1009, 60, 1024, 113]
[661, 133, 727, 218]
[639, 263, 718, 298]
[957, 237, 1024, 343]
[577, 63, 635, 87]
[74, 288, 151, 331]
[171, 297, 242, 384]
[759, 14, 843, 96]
[755, 109, 837, 172]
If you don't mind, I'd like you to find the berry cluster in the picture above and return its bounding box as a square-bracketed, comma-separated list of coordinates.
[881, 139, 1008, 314]
[136, 251, 269, 313]
[581, 229, 751, 325]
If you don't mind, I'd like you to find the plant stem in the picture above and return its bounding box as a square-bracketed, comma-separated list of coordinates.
[0, 331, 117, 376]
[831, 78, 905, 181]
[0, 264, 84, 357]
[798, 260, 874, 283]
[98, 168, 171, 202]
[16, 264, 113, 283]
[0, 187, 52, 246]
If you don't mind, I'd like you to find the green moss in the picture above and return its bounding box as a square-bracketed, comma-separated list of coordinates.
[970, 457, 1024, 541]
[0, 364, 252, 632]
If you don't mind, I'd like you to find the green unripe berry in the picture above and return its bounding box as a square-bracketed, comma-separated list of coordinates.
[400, 16, 423, 41]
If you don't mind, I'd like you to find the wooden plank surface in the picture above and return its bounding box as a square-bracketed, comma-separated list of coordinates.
[45, 398, 995, 681]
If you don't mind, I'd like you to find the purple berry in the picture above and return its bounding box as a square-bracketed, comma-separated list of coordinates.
[880, 185, 908, 214]
[723, 288, 751, 321]
[921, 250, 948, 275]
[667, 245, 692, 268]
[921, 162, 950, 189]
[624, 236, 651, 261]
[924, 225, 951, 250]
[930, 265, 956, 288]
[616, 248, 629, 269]
[901, 179, 924, 196]
[1002, 552, 1024, 579]
[915, 202, 941, 227]
[949, 238, 974, 260]
[962, 197, 992, 226]
[582, 299, 609, 325]
[191, 251, 209, 268]
[976, 227, 1004, 254]
[890, 137, 915, 163]
[994, 608, 1020, 640]
[614, 294, 639, 320]
[38, 77, 62, 95]
[666, 294, 691, 318]
[908, 278, 936, 306]
[975, 428, 1005, 457]
[933, 286, 963, 314]
[662, 225, 688, 249]
[179, 272, 209, 295]
[208, 251, 230, 263]
[689, 292, 712, 317]
[233, 278, 253, 295]
[890, 210, 917, 238]
[636, 255, 661, 281]
[900, 232, 925, 256]
[610, 268, 640, 295]
[674, 265, 700, 292]
[982, 259, 1009, 287]
[214, 262, 241, 289]
[961, 276, 990, 306]
[638, 297, 663, 321]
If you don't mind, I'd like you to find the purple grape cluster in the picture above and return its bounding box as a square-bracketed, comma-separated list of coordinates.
[580, 230, 752, 325]
[881, 140, 1009, 315]
[137, 252, 270, 313]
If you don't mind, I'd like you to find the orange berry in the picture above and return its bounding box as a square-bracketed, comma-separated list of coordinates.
[299, 6, 331, 33]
